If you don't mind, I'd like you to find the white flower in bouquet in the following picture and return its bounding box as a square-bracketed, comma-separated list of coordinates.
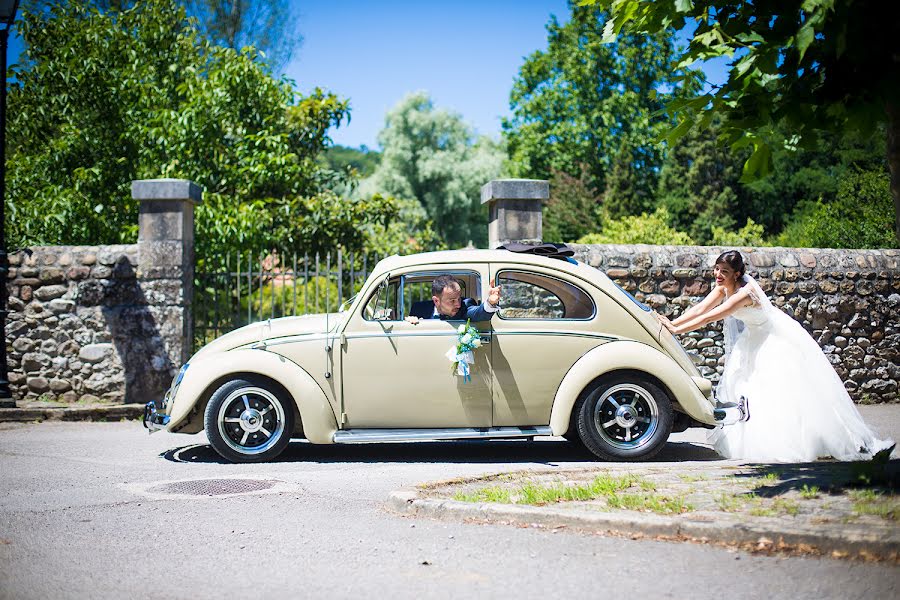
[472, 338, 482, 348]
[461, 333, 472, 345]
[458, 324, 466, 334]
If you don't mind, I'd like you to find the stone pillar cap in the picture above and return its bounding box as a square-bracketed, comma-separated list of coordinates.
[131, 179, 203, 204]
[481, 179, 549, 204]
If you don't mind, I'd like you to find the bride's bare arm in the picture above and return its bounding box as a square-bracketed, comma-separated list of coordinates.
[671, 286, 726, 326]
[663, 288, 752, 335]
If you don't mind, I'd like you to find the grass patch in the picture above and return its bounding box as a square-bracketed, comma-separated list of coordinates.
[678, 474, 708, 483]
[799, 485, 820, 499]
[453, 474, 639, 506]
[773, 498, 800, 516]
[451, 474, 691, 514]
[714, 492, 743, 512]
[848, 490, 898, 521]
[607, 493, 693, 514]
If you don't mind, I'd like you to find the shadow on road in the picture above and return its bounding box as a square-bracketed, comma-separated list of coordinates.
[160, 438, 722, 464]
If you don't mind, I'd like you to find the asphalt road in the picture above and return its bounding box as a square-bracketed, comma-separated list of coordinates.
[1, 406, 898, 600]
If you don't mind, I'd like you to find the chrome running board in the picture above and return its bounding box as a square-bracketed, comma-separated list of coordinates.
[332, 426, 552, 444]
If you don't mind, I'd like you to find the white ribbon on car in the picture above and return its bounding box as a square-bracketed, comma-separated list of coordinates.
[445, 348, 474, 382]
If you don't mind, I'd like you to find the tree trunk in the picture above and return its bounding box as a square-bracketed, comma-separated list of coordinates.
[887, 101, 900, 246]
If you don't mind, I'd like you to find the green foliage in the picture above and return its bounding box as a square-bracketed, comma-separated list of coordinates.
[320, 145, 382, 179]
[775, 169, 896, 249]
[577, 207, 694, 245]
[543, 166, 603, 243]
[7, 0, 391, 263]
[588, 0, 897, 174]
[710, 218, 766, 247]
[502, 2, 698, 212]
[370, 92, 505, 248]
[359, 194, 443, 257]
[28, 0, 303, 71]
[656, 116, 746, 243]
[247, 276, 342, 318]
[185, 0, 302, 71]
[586, 0, 900, 242]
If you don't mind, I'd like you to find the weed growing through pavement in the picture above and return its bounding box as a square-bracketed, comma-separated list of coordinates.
[799, 485, 820, 499]
[848, 489, 898, 521]
[452, 474, 692, 514]
[773, 498, 800, 516]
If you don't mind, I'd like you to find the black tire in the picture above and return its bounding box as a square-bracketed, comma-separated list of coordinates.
[575, 374, 673, 462]
[204, 377, 295, 463]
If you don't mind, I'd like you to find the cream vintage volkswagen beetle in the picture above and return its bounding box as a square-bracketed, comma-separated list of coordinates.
[144, 248, 729, 463]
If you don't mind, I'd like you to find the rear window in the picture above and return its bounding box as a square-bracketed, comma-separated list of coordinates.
[497, 270, 594, 320]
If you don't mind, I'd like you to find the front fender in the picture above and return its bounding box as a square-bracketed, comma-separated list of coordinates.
[549, 340, 715, 435]
[166, 349, 338, 444]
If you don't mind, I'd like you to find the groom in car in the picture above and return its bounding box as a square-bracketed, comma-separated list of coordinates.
[405, 274, 501, 323]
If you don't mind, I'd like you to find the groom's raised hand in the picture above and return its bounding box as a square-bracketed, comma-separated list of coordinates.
[487, 278, 501, 307]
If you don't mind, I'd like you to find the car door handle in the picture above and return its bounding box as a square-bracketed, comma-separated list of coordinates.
[479, 335, 491, 344]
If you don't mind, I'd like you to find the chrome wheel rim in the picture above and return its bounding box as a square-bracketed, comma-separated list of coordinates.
[217, 386, 286, 455]
[592, 383, 659, 450]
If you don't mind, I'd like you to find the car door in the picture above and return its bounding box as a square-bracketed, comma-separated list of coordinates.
[339, 266, 493, 428]
[489, 263, 607, 427]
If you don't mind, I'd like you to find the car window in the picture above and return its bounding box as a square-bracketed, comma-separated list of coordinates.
[497, 270, 594, 320]
[362, 277, 400, 321]
[362, 271, 481, 321]
[400, 271, 480, 319]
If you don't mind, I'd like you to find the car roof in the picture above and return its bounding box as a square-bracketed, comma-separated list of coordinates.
[373, 249, 583, 273]
[369, 249, 616, 291]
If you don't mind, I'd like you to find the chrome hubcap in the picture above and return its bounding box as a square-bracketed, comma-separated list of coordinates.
[592, 383, 659, 450]
[217, 386, 286, 455]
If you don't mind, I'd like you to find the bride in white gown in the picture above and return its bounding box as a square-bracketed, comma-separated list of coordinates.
[657, 251, 893, 462]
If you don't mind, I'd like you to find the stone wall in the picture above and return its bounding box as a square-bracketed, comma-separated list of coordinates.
[6, 245, 182, 403]
[5, 179, 200, 406]
[570, 245, 900, 404]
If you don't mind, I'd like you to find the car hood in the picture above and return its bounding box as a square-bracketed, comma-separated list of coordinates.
[191, 313, 345, 360]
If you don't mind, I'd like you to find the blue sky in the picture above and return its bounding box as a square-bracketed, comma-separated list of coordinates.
[6, 0, 730, 150]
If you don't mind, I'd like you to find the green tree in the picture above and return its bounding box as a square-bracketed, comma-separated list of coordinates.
[27, 0, 302, 71]
[775, 168, 895, 249]
[586, 0, 900, 243]
[577, 207, 695, 245]
[7, 0, 389, 262]
[370, 92, 505, 248]
[502, 2, 695, 214]
[656, 116, 747, 243]
[543, 166, 602, 243]
[185, 0, 302, 71]
[320, 145, 382, 179]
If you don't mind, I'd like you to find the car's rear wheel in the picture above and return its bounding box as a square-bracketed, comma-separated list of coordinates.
[205, 377, 295, 463]
[575, 374, 673, 462]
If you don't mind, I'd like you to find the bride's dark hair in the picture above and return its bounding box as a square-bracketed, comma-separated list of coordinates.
[715, 250, 746, 279]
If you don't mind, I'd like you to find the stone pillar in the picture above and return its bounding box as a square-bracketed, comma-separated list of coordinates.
[132, 179, 202, 365]
[480, 179, 548, 248]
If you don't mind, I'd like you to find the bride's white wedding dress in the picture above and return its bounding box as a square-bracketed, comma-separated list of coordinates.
[710, 275, 893, 462]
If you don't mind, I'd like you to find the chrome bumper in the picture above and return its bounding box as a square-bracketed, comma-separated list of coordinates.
[143, 401, 170, 434]
[713, 396, 750, 425]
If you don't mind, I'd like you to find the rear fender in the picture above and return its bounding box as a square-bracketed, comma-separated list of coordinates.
[549, 340, 715, 435]
[166, 349, 338, 444]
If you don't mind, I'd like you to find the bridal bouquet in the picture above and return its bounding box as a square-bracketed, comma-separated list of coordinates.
[445, 319, 482, 382]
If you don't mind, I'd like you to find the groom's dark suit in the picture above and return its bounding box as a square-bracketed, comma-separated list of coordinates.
[409, 298, 495, 322]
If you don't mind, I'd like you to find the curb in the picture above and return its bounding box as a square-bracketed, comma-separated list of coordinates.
[388, 490, 900, 560]
[0, 404, 146, 423]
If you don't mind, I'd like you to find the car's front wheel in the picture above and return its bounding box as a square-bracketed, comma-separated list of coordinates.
[205, 377, 295, 463]
[575, 374, 673, 462]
